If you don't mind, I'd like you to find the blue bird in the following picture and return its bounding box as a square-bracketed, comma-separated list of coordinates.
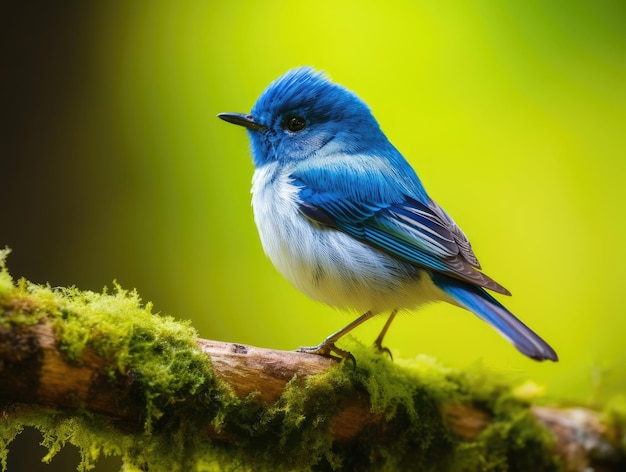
[218, 67, 558, 362]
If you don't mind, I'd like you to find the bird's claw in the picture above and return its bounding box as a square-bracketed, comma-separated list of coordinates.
[373, 339, 393, 360]
[298, 342, 356, 365]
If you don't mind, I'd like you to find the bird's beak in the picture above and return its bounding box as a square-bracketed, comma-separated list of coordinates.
[217, 112, 266, 130]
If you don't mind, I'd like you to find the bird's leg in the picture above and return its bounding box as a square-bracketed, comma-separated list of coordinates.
[298, 311, 376, 360]
[373, 310, 398, 359]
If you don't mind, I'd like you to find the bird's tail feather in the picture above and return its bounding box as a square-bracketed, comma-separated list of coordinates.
[433, 275, 558, 362]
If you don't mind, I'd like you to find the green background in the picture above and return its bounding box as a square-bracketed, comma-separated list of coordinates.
[3, 1, 625, 469]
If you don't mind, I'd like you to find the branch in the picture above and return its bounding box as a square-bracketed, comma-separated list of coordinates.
[0, 262, 624, 471]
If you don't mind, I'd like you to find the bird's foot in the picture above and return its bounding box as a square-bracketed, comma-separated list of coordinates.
[372, 310, 397, 360]
[372, 338, 393, 360]
[298, 342, 356, 365]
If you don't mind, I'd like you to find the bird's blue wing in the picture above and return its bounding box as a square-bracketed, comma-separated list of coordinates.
[292, 157, 510, 295]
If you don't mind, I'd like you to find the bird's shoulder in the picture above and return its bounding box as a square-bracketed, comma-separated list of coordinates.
[291, 150, 428, 206]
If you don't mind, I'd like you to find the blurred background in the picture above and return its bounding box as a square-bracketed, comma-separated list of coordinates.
[2, 1, 625, 470]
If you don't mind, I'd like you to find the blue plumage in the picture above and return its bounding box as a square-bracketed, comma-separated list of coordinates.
[218, 67, 557, 362]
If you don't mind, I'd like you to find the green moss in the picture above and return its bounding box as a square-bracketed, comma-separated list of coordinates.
[0, 253, 562, 471]
[453, 405, 559, 471]
[0, 249, 13, 297]
[0, 253, 234, 470]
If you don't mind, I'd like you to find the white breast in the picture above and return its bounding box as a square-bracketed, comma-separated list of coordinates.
[250, 163, 446, 314]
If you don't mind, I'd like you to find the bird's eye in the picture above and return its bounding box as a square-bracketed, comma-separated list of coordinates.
[285, 116, 306, 132]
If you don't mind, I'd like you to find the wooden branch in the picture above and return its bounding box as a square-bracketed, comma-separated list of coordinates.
[0, 320, 623, 471]
[196, 338, 383, 443]
[0, 270, 624, 471]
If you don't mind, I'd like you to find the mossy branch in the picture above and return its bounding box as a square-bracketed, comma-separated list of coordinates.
[0, 252, 624, 471]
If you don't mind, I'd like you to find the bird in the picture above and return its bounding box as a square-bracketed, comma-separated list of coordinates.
[218, 67, 558, 362]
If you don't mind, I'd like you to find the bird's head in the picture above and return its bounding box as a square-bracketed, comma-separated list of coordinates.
[219, 67, 385, 167]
